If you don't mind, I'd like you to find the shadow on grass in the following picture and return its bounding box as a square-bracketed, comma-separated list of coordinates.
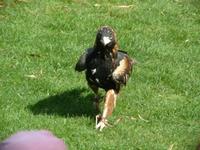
[28, 88, 97, 118]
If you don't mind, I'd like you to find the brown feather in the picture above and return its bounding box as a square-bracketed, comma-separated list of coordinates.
[103, 89, 117, 117]
[112, 56, 133, 85]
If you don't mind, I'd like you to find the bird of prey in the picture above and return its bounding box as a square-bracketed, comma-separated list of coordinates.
[75, 26, 135, 131]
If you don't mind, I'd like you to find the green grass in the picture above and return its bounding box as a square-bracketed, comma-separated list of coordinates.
[0, 0, 200, 149]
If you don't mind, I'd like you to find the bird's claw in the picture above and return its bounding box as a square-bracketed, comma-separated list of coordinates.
[96, 120, 106, 131]
[95, 115, 112, 131]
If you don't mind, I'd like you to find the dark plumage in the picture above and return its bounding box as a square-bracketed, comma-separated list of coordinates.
[75, 26, 135, 131]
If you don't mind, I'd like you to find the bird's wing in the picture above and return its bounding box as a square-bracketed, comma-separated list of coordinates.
[75, 48, 94, 72]
[112, 51, 135, 85]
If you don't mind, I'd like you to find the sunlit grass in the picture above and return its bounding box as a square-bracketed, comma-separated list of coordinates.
[0, 0, 200, 149]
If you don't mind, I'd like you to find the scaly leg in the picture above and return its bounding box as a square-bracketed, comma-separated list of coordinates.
[88, 83, 100, 112]
[96, 89, 117, 131]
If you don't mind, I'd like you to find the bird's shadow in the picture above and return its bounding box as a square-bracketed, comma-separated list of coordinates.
[28, 88, 98, 118]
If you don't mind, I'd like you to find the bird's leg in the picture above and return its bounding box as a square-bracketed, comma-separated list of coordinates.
[96, 89, 117, 131]
[88, 83, 100, 112]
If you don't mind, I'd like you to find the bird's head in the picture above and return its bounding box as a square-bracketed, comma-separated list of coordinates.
[95, 26, 118, 54]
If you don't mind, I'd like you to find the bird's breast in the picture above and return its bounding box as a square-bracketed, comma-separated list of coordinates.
[86, 57, 114, 86]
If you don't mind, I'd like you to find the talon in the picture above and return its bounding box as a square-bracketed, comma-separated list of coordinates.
[95, 114, 102, 127]
[95, 116, 112, 131]
[96, 120, 106, 131]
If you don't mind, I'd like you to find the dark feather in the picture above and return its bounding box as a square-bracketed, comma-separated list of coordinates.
[75, 48, 94, 72]
[75, 26, 135, 92]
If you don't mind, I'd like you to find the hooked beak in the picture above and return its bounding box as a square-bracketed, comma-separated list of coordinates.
[100, 36, 111, 46]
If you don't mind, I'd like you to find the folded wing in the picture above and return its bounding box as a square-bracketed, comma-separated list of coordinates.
[75, 48, 94, 72]
[112, 51, 135, 85]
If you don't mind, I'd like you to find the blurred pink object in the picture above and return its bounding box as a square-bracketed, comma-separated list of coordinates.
[0, 130, 68, 150]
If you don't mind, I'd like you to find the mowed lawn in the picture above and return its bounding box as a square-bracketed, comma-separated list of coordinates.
[0, 0, 200, 149]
